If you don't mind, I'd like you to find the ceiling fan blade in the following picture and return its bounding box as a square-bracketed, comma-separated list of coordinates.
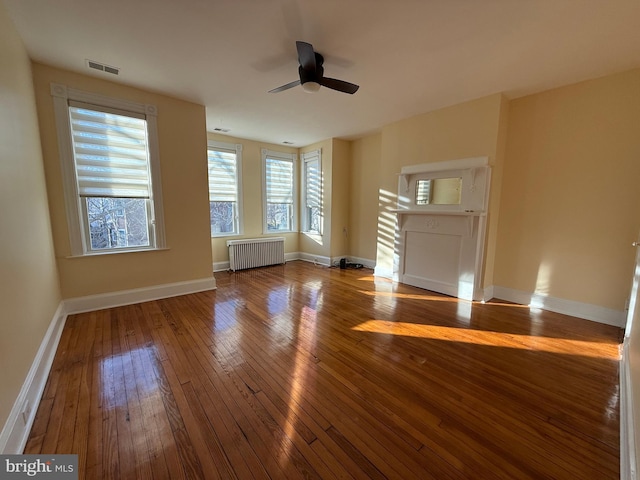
[319, 77, 359, 94]
[296, 41, 316, 72]
[268, 79, 301, 93]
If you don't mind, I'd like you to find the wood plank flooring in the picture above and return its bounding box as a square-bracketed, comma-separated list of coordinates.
[25, 260, 623, 479]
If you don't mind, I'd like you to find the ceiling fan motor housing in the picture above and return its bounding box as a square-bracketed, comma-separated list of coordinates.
[299, 64, 324, 85]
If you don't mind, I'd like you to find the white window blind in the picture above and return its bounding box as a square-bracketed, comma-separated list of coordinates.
[266, 157, 294, 204]
[208, 148, 237, 202]
[69, 102, 151, 198]
[305, 158, 321, 208]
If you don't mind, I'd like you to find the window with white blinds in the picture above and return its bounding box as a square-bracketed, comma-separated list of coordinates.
[301, 149, 322, 234]
[69, 103, 151, 198]
[262, 149, 296, 233]
[51, 84, 165, 255]
[207, 141, 242, 236]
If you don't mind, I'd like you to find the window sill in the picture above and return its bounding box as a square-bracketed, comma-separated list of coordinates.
[211, 233, 241, 239]
[65, 247, 170, 259]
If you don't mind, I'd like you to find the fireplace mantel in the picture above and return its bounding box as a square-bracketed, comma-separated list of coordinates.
[393, 157, 491, 301]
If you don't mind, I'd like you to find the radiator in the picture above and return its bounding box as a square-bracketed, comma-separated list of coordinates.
[227, 237, 285, 271]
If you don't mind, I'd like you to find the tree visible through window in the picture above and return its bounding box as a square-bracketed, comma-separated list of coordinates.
[208, 143, 241, 236]
[86, 197, 149, 249]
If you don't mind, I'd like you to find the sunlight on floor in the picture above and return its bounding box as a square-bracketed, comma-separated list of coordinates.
[351, 320, 619, 359]
[280, 304, 318, 461]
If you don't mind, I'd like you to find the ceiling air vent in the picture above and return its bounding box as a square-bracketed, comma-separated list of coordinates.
[213, 127, 230, 133]
[86, 59, 119, 75]
[282, 141, 294, 145]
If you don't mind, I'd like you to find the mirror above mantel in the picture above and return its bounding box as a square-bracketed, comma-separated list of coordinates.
[396, 156, 490, 214]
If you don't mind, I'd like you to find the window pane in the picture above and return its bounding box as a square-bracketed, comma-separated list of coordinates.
[86, 197, 149, 250]
[210, 201, 236, 235]
[266, 203, 292, 231]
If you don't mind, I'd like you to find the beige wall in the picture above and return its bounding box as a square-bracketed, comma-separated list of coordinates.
[375, 93, 506, 277]
[32, 64, 214, 298]
[482, 95, 509, 288]
[349, 133, 382, 263]
[494, 69, 640, 310]
[207, 132, 299, 265]
[0, 7, 61, 431]
[330, 139, 351, 259]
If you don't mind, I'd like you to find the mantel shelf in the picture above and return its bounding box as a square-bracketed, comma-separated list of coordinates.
[390, 209, 485, 217]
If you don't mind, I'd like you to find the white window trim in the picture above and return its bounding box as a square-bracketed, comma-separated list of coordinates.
[50, 83, 166, 256]
[208, 140, 243, 238]
[261, 148, 297, 234]
[301, 149, 322, 235]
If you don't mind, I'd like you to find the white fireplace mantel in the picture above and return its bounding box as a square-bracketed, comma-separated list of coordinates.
[393, 157, 490, 301]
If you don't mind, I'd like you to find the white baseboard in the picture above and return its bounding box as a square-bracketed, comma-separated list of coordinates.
[0, 302, 67, 454]
[214, 253, 307, 272]
[213, 261, 230, 272]
[216, 253, 375, 271]
[490, 285, 626, 327]
[298, 252, 331, 266]
[620, 339, 637, 480]
[65, 277, 217, 314]
[374, 265, 394, 279]
[482, 285, 495, 303]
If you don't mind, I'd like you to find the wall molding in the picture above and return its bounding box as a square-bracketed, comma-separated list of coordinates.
[620, 338, 637, 480]
[482, 285, 495, 303]
[0, 302, 67, 454]
[65, 277, 217, 314]
[490, 285, 626, 327]
[374, 265, 394, 280]
[298, 252, 331, 267]
[213, 261, 230, 272]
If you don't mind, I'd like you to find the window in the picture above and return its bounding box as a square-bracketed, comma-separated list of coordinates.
[301, 149, 322, 234]
[262, 149, 296, 233]
[207, 141, 242, 236]
[51, 83, 165, 255]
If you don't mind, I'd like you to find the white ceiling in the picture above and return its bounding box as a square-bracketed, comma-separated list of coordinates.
[4, 0, 640, 147]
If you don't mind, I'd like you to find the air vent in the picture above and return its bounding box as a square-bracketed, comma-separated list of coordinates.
[86, 59, 120, 75]
[213, 127, 230, 133]
[282, 141, 294, 145]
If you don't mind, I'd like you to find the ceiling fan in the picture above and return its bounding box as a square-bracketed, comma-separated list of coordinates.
[269, 41, 359, 95]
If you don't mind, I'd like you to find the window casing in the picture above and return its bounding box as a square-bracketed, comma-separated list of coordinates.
[262, 149, 297, 233]
[301, 149, 322, 234]
[51, 83, 165, 255]
[208, 141, 243, 237]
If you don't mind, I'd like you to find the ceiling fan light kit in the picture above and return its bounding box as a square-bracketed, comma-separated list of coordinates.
[269, 41, 359, 95]
[302, 81, 321, 93]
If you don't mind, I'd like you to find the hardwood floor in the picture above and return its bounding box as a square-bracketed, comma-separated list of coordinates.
[25, 260, 623, 479]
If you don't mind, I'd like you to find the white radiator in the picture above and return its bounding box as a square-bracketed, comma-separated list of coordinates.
[227, 237, 285, 271]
